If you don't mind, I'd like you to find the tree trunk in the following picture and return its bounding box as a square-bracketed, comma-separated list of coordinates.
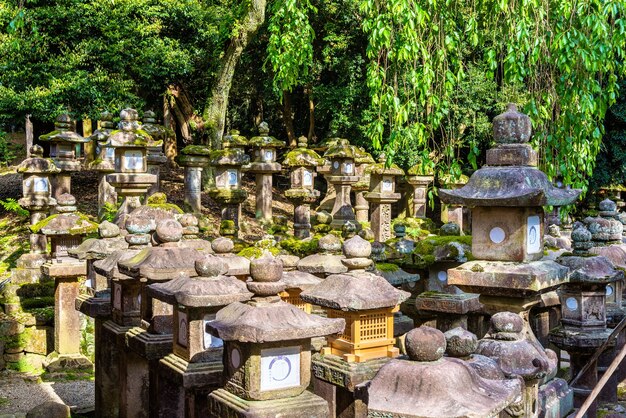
[203, 0, 267, 148]
[283, 90, 296, 147]
[82, 119, 95, 164]
[25, 114, 33, 156]
[167, 84, 201, 145]
[305, 84, 316, 142]
[163, 93, 178, 165]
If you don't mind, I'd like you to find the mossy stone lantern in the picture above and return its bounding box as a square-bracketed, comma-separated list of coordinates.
[247, 122, 285, 221]
[406, 159, 435, 218]
[39, 114, 90, 199]
[178, 144, 211, 213]
[353, 147, 375, 224]
[208, 135, 250, 238]
[365, 153, 405, 242]
[89, 111, 118, 219]
[148, 255, 252, 416]
[323, 138, 360, 230]
[206, 253, 344, 417]
[36, 194, 98, 371]
[283, 136, 323, 238]
[142, 110, 168, 197]
[16, 145, 60, 261]
[106, 108, 159, 218]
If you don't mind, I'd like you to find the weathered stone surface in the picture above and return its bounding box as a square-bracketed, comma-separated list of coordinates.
[282, 270, 321, 291]
[342, 235, 371, 258]
[249, 252, 282, 282]
[493, 103, 532, 144]
[68, 236, 128, 260]
[416, 292, 482, 315]
[277, 254, 300, 270]
[557, 254, 623, 284]
[208, 388, 328, 418]
[207, 300, 344, 342]
[155, 219, 183, 243]
[405, 326, 445, 361]
[24, 326, 51, 355]
[26, 401, 70, 418]
[149, 273, 252, 307]
[440, 222, 461, 236]
[444, 327, 478, 358]
[99, 221, 121, 238]
[297, 253, 347, 276]
[118, 245, 206, 281]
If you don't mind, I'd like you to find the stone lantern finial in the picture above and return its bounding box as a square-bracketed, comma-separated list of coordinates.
[571, 224, 593, 255]
[341, 235, 373, 272]
[297, 135, 308, 148]
[30, 144, 44, 157]
[493, 103, 532, 144]
[258, 121, 269, 135]
[248, 251, 286, 297]
[405, 326, 446, 362]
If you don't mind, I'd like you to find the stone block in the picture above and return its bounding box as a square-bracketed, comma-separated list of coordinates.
[26, 401, 70, 418]
[23, 353, 46, 370]
[311, 353, 388, 392]
[486, 143, 537, 166]
[0, 318, 24, 337]
[4, 352, 24, 362]
[24, 327, 52, 355]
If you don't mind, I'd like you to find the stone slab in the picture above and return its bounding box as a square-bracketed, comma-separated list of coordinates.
[416, 292, 482, 314]
[125, 327, 172, 360]
[42, 261, 86, 278]
[447, 260, 568, 297]
[207, 388, 328, 418]
[311, 353, 389, 392]
[538, 378, 574, 418]
[159, 353, 222, 389]
[75, 294, 111, 318]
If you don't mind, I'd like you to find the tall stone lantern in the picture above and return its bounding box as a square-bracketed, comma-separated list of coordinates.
[89, 111, 118, 219]
[13, 145, 59, 283]
[35, 194, 99, 370]
[440, 173, 469, 232]
[206, 254, 345, 417]
[106, 108, 158, 218]
[323, 138, 360, 230]
[208, 135, 250, 237]
[142, 110, 168, 197]
[178, 144, 211, 213]
[441, 104, 580, 416]
[406, 159, 434, 218]
[365, 153, 405, 242]
[283, 136, 323, 238]
[248, 122, 285, 221]
[39, 114, 90, 198]
[352, 147, 376, 224]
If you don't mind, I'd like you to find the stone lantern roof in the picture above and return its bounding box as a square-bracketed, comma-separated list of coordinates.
[365, 326, 522, 417]
[90, 111, 116, 144]
[148, 255, 252, 307]
[209, 139, 250, 166]
[39, 114, 90, 144]
[68, 221, 128, 260]
[117, 219, 206, 281]
[141, 110, 169, 142]
[296, 234, 348, 276]
[206, 253, 344, 342]
[248, 122, 286, 149]
[323, 138, 358, 160]
[211, 237, 250, 277]
[365, 154, 404, 176]
[17, 145, 60, 175]
[354, 147, 375, 165]
[407, 158, 435, 176]
[31, 194, 98, 236]
[222, 129, 249, 149]
[282, 136, 323, 167]
[108, 108, 162, 148]
[440, 104, 580, 207]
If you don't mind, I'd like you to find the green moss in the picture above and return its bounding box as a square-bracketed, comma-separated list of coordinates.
[147, 192, 167, 205]
[30, 212, 98, 235]
[279, 236, 321, 257]
[17, 281, 55, 299]
[180, 145, 211, 155]
[147, 203, 184, 214]
[412, 235, 472, 256]
[375, 262, 400, 272]
[237, 246, 280, 259]
[283, 148, 323, 167]
[470, 264, 484, 272]
[312, 224, 332, 234]
[208, 188, 248, 204]
[20, 296, 55, 309]
[7, 357, 41, 374]
[25, 307, 54, 324]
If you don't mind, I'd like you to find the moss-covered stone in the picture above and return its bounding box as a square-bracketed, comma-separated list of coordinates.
[237, 246, 280, 259]
[20, 296, 55, 310]
[30, 212, 98, 235]
[208, 188, 248, 204]
[406, 235, 473, 269]
[279, 236, 321, 258]
[375, 262, 400, 272]
[147, 192, 167, 205]
[147, 203, 183, 214]
[282, 148, 323, 167]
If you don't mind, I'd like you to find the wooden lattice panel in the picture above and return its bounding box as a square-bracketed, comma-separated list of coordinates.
[328, 309, 354, 342]
[279, 290, 311, 314]
[359, 312, 387, 342]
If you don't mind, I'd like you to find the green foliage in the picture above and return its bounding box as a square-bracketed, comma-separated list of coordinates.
[100, 202, 117, 223]
[19, 296, 55, 310]
[0, 131, 15, 165]
[81, 317, 95, 362]
[0, 199, 29, 218]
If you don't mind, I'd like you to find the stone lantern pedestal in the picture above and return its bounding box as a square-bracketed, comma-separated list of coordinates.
[248, 122, 285, 222]
[106, 109, 158, 219]
[323, 139, 360, 230]
[365, 154, 404, 242]
[406, 162, 434, 218]
[148, 255, 252, 417]
[13, 145, 59, 283]
[116, 218, 207, 418]
[39, 114, 90, 199]
[206, 253, 344, 417]
[283, 136, 323, 238]
[301, 236, 409, 417]
[35, 194, 98, 371]
[178, 145, 211, 213]
[441, 104, 580, 418]
[142, 111, 168, 197]
[352, 148, 375, 224]
[89, 111, 118, 220]
[208, 134, 250, 237]
[440, 174, 469, 233]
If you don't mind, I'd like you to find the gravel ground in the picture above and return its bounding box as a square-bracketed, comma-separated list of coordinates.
[0, 371, 94, 416]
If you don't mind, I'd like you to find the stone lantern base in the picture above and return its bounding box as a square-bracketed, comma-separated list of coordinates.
[208, 387, 328, 418]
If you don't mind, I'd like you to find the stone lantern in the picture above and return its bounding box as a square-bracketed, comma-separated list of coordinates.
[13, 145, 59, 283]
[116, 218, 208, 417]
[440, 104, 580, 415]
[148, 255, 252, 417]
[352, 147, 375, 224]
[296, 233, 348, 278]
[178, 144, 211, 213]
[301, 236, 409, 416]
[364, 326, 522, 417]
[247, 122, 285, 221]
[89, 111, 118, 219]
[364, 153, 405, 242]
[206, 253, 345, 417]
[283, 136, 323, 238]
[207, 135, 250, 237]
[323, 138, 360, 229]
[313, 137, 339, 213]
[278, 255, 321, 314]
[106, 108, 158, 218]
[142, 110, 168, 197]
[39, 114, 90, 198]
[406, 159, 434, 218]
[211, 237, 250, 281]
[35, 194, 98, 371]
[439, 173, 469, 233]
[549, 224, 622, 417]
